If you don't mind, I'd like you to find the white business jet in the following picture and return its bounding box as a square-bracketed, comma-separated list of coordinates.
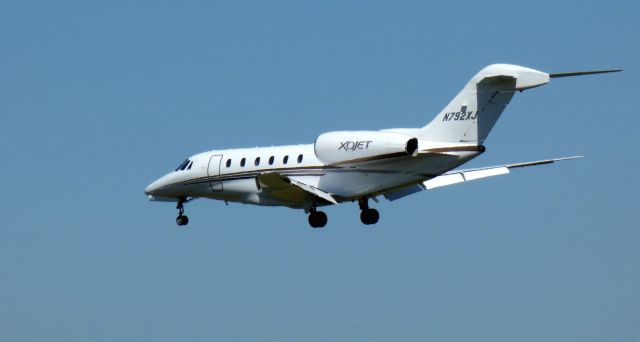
[144, 64, 619, 228]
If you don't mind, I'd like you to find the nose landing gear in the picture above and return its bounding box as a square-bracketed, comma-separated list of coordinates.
[359, 197, 379, 225]
[176, 198, 189, 226]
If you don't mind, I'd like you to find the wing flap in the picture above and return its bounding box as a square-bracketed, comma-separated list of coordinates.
[256, 172, 337, 204]
[288, 178, 338, 204]
[423, 173, 466, 189]
[422, 167, 509, 190]
[256, 172, 291, 188]
[462, 166, 510, 181]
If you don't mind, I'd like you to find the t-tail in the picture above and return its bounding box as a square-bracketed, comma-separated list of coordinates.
[419, 64, 621, 144]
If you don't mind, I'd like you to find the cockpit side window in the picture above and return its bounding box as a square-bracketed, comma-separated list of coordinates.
[186, 161, 193, 170]
[175, 159, 190, 171]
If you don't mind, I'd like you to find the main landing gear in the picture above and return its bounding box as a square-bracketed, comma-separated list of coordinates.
[359, 197, 379, 225]
[176, 197, 189, 226]
[308, 206, 328, 228]
[306, 198, 380, 228]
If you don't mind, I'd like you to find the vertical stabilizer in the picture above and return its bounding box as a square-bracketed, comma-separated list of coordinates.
[420, 64, 550, 144]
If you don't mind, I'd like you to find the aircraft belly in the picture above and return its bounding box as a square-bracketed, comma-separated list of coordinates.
[205, 178, 258, 203]
[216, 178, 312, 208]
[220, 178, 257, 196]
[316, 152, 478, 199]
[316, 171, 421, 199]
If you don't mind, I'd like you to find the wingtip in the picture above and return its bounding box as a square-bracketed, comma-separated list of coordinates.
[549, 69, 622, 78]
[553, 155, 584, 162]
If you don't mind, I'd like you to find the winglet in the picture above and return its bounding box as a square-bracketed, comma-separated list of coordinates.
[550, 69, 622, 78]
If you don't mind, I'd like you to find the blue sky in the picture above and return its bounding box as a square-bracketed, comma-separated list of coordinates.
[1, 1, 639, 341]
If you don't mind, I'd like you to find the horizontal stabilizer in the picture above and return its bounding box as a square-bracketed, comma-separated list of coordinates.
[550, 69, 622, 78]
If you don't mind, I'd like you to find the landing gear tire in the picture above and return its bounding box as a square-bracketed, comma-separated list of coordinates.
[308, 211, 328, 228]
[358, 197, 379, 225]
[176, 197, 189, 226]
[360, 208, 379, 225]
[176, 215, 189, 226]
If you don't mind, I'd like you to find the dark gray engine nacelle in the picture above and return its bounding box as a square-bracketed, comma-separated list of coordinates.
[314, 131, 418, 165]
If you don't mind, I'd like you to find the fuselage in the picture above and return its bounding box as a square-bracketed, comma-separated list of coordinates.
[144, 140, 481, 209]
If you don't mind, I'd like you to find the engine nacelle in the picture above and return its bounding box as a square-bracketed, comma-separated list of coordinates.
[314, 131, 418, 165]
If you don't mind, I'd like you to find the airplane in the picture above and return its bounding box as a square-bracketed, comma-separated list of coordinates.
[144, 64, 620, 228]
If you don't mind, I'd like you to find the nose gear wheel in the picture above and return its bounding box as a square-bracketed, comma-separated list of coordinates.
[176, 197, 189, 226]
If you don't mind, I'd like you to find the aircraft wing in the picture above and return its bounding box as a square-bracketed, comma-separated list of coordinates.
[383, 156, 582, 201]
[256, 172, 338, 205]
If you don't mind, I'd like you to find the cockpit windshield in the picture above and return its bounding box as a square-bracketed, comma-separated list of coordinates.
[175, 159, 192, 171]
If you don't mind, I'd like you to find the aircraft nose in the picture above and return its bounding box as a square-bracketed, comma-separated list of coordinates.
[144, 179, 162, 197]
[144, 174, 180, 202]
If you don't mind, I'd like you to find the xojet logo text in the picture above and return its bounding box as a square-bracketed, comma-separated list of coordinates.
[339, 141, 373, 151]
[442, 105, 476, 122]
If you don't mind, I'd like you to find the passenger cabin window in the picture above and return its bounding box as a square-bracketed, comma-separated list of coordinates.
[269, 156, 274, 165]
[297, 154, 303, 163]
[283, 155, 289, 164]
[226, 159, 231, 168]
[255, 157, 260, 166]
[240, 158, 246, 167]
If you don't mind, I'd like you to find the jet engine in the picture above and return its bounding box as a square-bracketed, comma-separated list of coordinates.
[314, 131, 418, 165]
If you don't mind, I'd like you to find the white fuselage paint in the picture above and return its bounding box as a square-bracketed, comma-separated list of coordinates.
[144, 142, 480, 209]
